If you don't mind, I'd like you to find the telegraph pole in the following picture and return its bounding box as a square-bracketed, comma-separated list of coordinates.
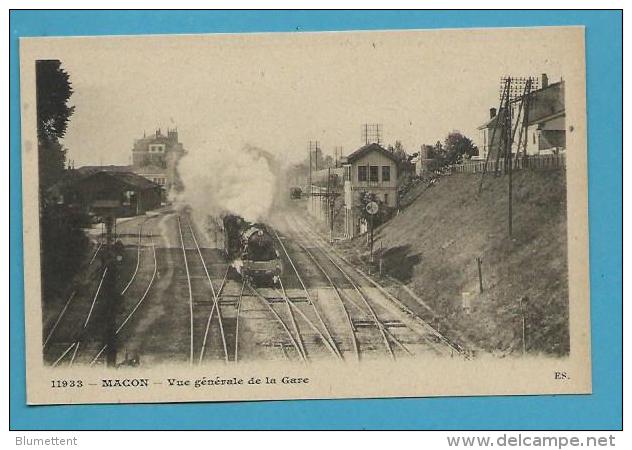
[328, 167, 333, 241]
[507, 84, 514, 238]
[309, 144, 313, 212]
[308, 140, 321, 214]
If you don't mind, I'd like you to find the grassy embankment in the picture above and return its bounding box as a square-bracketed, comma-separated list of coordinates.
[336, 168, 569, 356]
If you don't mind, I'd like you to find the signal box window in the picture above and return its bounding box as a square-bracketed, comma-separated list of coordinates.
[382, 166, 391, 182]
[358, 166, 368, 182]
[370, 166, 379, 182]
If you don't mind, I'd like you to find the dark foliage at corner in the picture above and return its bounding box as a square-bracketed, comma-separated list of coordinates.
[36, 60, 86, 304]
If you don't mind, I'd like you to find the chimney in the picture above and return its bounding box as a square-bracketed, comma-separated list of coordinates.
[541, 73, 548, 89]
[490, 107, 497, 119]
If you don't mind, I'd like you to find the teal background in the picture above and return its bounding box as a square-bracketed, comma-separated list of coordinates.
[9, 10, 622, 430]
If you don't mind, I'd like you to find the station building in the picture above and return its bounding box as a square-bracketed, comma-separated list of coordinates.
[49, 169, 163, 218]
[342, 143, 400, 238]
[131, 128, 186, 193]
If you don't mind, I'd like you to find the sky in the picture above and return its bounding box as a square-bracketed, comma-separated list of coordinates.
[31, 27, 581, 167]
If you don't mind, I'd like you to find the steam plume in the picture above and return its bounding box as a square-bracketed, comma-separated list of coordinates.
[175, 143, 278, 223]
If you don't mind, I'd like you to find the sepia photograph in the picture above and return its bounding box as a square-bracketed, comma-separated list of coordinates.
[19, 26, 591, 405]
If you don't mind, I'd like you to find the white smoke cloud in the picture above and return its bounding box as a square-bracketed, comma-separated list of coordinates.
[175, 142, 278, 223]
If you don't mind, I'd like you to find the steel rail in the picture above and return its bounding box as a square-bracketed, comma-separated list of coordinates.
[247, 283, 306, 363]
[186, 220, 228, 364]
[289, 219, 395, 359]
[84, 267, 108, 329]
[89, 241, 103, 265]
[292, 220, 417, 356]
[274, 279, 308, 361]
[121, 224, 143, 294]
[115, 238, 157, 334]
[234, 281, 245, 362]
[43, 291, 76, 348]
[53, 216, 161, 366]
[176, 216, 195, 365]
[294, 216, 458, 357]
[69, 342, 80, 366]
[273, 230, 343, 360]
[90, 237, 158, 365]
[277, 277, 341, 360]
[198, 267, 230, 364]
[52, 342, 76, 367]
[293, 239, 360, 361]
[307, 244, 411, 356]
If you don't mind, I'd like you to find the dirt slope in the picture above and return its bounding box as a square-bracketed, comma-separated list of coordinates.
[342, 169, 568, 356]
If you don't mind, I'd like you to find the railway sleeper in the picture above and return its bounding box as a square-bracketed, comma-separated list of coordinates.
[353, 319, 404, 328]
[287, 295, 310, 303]
[381, 320, 406, 328]
[218, 298, 239, 306]
[193, 300, 218, 306]
[260, 340, 294, 349]
[353, 319, 380, 328]
[265, 296, 289, 304]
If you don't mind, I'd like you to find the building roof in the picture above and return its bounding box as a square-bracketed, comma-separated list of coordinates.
[51, 169, 161, 194]
[478, 80, 565, 130]
[107, 171, 162, 190]
[477, 115, 499, 130]
[133, 164, 166, 175]
[345, 143, 400, 164]
[75, 165, 134, 175]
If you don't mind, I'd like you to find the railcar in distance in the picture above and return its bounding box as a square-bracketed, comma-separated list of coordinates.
[290, 187, 302, 199]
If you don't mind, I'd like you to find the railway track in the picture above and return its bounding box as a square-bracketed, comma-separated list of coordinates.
[45, 208, 460, 367]
[179, 212, 327, 364]
[176, 215, 228, 365]
[278, 225, 398, 361]
[246, 284, 306, 362]
[272, 230, 344, 361]
[89, 237, 157, 365]
[50, 266, 108, 367]
[284, 214, 456, 359]
[47, 215, 160, 366]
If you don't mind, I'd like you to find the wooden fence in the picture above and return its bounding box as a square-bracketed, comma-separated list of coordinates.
[449, 154, 566, 175]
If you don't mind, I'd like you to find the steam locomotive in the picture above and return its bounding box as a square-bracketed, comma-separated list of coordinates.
[222, 214, 283, 285]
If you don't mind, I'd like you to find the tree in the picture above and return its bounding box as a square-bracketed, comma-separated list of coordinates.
[392, 140, 407, 162]
[36, 60, 83, 304]
[442, 131, 479, 165]
[428, 140, 443, 159]
[36, 60, 75, 191]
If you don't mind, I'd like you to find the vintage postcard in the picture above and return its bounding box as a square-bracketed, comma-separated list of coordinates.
[19, 26, 590, 405]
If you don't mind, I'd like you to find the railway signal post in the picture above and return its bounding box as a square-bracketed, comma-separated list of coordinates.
[92, 200, 123, 367]
[366, 201, 379, 263]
